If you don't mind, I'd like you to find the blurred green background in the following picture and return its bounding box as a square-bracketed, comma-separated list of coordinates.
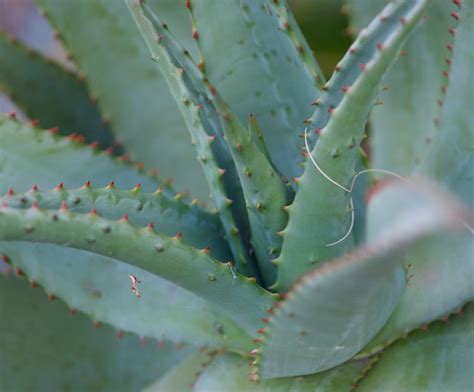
[289, 0, 351, 78]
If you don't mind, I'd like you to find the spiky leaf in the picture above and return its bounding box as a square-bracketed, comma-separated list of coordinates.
[418, 0, 474, 208]
[36, 0, 209, 198]
[356, 303, 474, 392]
[0, 117, 252, 350]
[127, 1, 258, 275]
[0, 273, 190, 391]
[361, 232, 474, 356]
[0, 33, 116, 149]
[193, 354, 368, 391]
[144, 351, 212, 391]
[348, 0, 457, 174]
[274, 0, 428, 291]
[190, 0, 323, 181]
[128, 0, 292, 284]
[4, 243, 250, 351]
[0, 204, 277, 336]
[258, 180, 467, 378]
[0, 115, 161, 192]
[361, 1, 474, 354]
[2, 185, 230, 261]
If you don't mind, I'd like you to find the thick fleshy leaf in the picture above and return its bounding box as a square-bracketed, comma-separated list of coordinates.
[0, 116, 252, 350]
[36, 0, 210, 198]
[0, 273, 190, 391]
[0, 114, 161, 193]
[127, 0, 254, 275]
[360, 1, 474, 354]
[127, 0, 292, 284]
[247, 114, 274, 168]
[214, 108, 292, 285]
[258, 180, 467, 378]
[350, 153, 372, 245]
[357, 303, 474, 392]
[192, 354, 368, 391]
[418, 0, 474, 209]
[0, 205, 277, 337]
[360, 232, 474, 356]
[190, 0, 322, 182]
[274, 0, 428, 291]
[144, 351, 212, 391]
[4, 244, 250, 351]
[2, 185, 230, 261]
[266, 0, 325, 86]
[0, 32, 116, 149]
[348, 0, 456, 174]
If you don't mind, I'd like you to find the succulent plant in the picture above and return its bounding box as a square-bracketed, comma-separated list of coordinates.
[0, 0, 472, 390]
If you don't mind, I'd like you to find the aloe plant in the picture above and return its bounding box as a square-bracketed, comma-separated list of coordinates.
[0, 0, 472, 390]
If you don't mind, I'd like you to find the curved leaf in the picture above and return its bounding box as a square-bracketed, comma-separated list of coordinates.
[2, 185, 230, 261]
[347, 0, 456, 174]
[193, 354, 368, 391]
[0, 273, 190, 391]
[128, 0, 293, 284]
[36, 0, 210, 198]
[360, 232, 473, 356]
[0, 32, 116, 149]
[361, 1, 474, 354]
[0, 116, 249, 350]
[0, 204, 277, 337]
[258, 180, 467, 378]
[0, 114, 162, 193]
[4, 244, 250, 351]
[266, 0, 325, 87]
[418, 0, 474, 209]
[357, 303, 474, 392]
[274, 0, 428, 291]
[144, 351, 212, 391]
[127, 1, 253, 274]
[190, 0, 322, 181]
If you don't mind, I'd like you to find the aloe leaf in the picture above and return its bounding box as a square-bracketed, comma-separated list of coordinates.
[258, 180, 467, 378]
[128, 0, 294, 284]
[0, 273, 190, 391]
[0, 117, 253, 350]
[36, 0, 209, 198]
[192, 354, 368, 391]
[4, 244, 250, 351]
[0, 116, 263, 318]
[213, 107, 292, 285]
[357, 303, 474, 392]
[305, 1, 424, 148]
[274, 0, 428, 291]
[2, 185, 231, 261]
[418, 0, 474, 209]
[126, 1, 255, 275]
[0, 116, 254, 349]
[360, 2, 474, 353]
[0, 32, 116, 149]
[247, 114, 274, 168]
[351, 152, 372, 245]
[0, 114, 162, 193]
[302, 0, 415, 247]
[190, 0, 322, 182]
[144, 351, 212, 391]
[266, 0, 325, 87]
[347, 0, 456, 174]
[360, 232, 474, 356]
[0, 204, 277, 336]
